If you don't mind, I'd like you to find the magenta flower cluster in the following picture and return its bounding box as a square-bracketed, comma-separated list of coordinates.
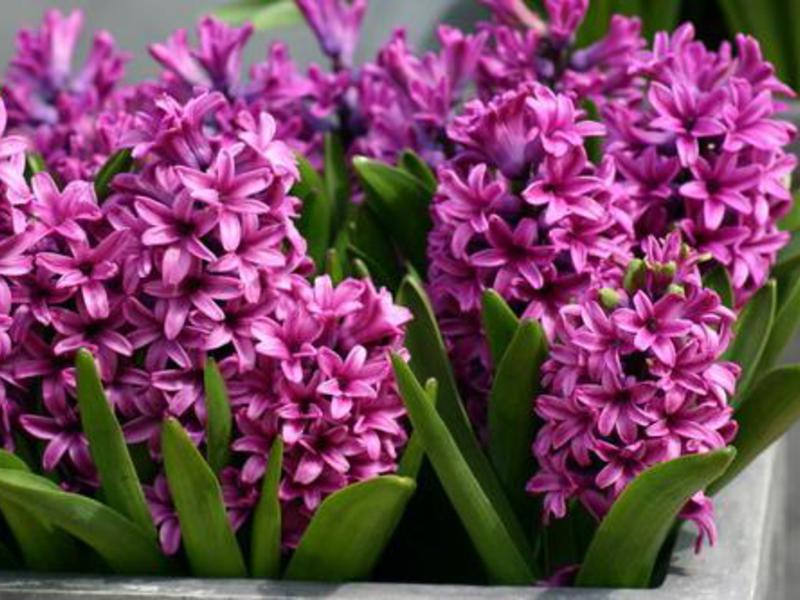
[147, 11, 486, 169]
[3, 9, 131, 182]
[527, 233, 739, 551]
[0, 74, 411, 555]
[604, 24, 797, 304]
[427, 82, 634, 420]
[476, 0, 645, 103]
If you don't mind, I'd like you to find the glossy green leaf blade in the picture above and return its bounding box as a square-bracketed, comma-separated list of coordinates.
[325, 133, 351, 235]
[348, 206, 402, 290]
[161, 418, 247, 577]
[758, 273, 800, 372]
[576, 448, 736, 588]
[0, 451, 78, 571]
[397, 379, 437, 479]
[204, 359, 232, 474]
[295, 155, 332, 269]
[250, 438, 283, 579]
[488, 320, 545, 524]
[284, 475, 416, 582]
[710, 366, 800, 494]
[399, 150, 437, 195]
[392, 355, 536, 584]
[25, 152, 46, 179]
[395, 277, 534, 565]
[779, 191, 800, 232]
[76, 349, 155, 538]
[215, 0, 302, 29]
[703, 266, 734, 309]
[354, 156, 433, 274]
[94, 148, 133, 201]
[481, 290, 521, 366]
[0, 469, 169, 575]
[725, 280, 776, 404]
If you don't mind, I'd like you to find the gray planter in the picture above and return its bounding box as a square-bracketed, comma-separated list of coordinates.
[0, 441, 785, 599]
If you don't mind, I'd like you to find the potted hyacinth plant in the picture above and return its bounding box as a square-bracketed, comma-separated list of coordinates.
[0, 0, 797, 597]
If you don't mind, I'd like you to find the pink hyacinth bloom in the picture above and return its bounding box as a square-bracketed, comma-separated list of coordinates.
[528, 233, 739, 551]
[604, 24, 796, 304]
[295, 0, 368, 68]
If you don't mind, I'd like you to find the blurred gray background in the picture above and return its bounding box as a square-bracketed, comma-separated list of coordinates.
[0, 1, 797, 597]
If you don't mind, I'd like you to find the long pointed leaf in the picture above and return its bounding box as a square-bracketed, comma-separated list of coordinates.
[354, 157, 433, 274]
[250, 437, 283, 579]
[76, 349, 155, 538]
[325, 133, 351, 236]
[725, 280, 776, 404]
[488, 320, 546, 527]
[759, 273, 800, 371]
[397, 379, 437, 479]
[576, 448, 736, 588]
[94, 148, 133, 201]
[481, 290, 520, 365]
[294, 155, 332, 269]
[161, 418, 246, 577]
[399, 150, 437, 195]
[395, 277, 534, 565]
[0, 469, 169, 575]
[204, 359, 232, 474]
[0, 451, 78, 571]
[710, 366, 800, 494]
[392, 355, 536, 584]
[284, 475, 416, 582]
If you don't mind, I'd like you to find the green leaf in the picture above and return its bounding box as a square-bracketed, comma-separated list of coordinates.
[354, 156, 433, 274]
[576, 448, 736, 588]
[284, 475, 415, 582]
[758, 272, 800, 372]
[94, 148, 133, 201]
[215, 0, 302, 29]
[776, 230, 800, 273]
[0, 451, 78, 571]
[397, 379, 437, 479]
[779, 190, 800, 232]
[481, 290, 521, 366]
[325, 248, 345, 284]
[391, 356, 536, 584]
[250, 437, 283, 579]
[710, 366, 800, 494]
[161, 418, 246, 577]
[325, 133, 351, 235]
[703, 266, 734, 309]
[75, 349, 156, 538]
[395, 277, 534, 566]
[25, 152, 46, 179]
[488, 320, 546, 527]
[399, 150, 437, 195]
[0, 469, 169, 575]
[348, 206, 402, 290]
[725, 280, 776, 404]
[204, 359, 232, 474]
[295, 155, 332, 270]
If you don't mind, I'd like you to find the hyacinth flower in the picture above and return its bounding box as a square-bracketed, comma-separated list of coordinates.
[604, 25, 797, 305]
[0, 82, 418, 575]
[476, 0, 646, 104]
[2, 9, 132, 182]
[427, 82, 634, 422]
[527, 233, 739, 554]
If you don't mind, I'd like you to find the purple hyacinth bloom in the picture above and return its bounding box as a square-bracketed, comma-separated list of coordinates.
[477, 0, 644, 103]
[428, 84, 633, 420]
[230, 275, 411, 547]
[3, 9, 130, 181]
[295, 0, 368, 68]
[604, 24, 796, 304]
[528, 233, 739, 551]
